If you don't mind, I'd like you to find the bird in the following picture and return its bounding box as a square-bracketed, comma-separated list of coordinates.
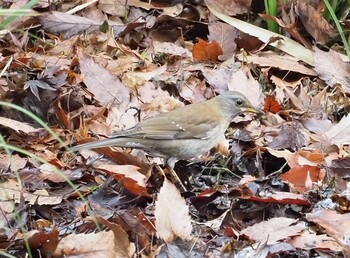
[70, 91, 261, 168]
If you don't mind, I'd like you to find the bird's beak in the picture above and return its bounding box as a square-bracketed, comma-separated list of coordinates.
[244, 106, 264, 115]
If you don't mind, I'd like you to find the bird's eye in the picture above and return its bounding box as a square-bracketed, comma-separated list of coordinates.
[236, 99, 244, 106]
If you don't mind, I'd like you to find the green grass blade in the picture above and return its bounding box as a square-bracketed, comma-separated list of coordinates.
[0, 101, 70, 151]
[324, 0, 350, 59]
[0, 0, 40, 30]
[264, 0, 279, 33]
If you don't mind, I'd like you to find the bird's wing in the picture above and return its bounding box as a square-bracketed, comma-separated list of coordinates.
[111, 103, 223, 140]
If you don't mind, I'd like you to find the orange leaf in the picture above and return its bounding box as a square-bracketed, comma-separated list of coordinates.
[298, 150, 324, 163]
[192, 38, 223, 61]
[244, 191, 311, 206]
[122, 178, 151, 197]
[280, 165, 324, 193]
[263, 95, 282, 113]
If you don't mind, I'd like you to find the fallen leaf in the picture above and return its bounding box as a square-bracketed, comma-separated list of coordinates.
[207, 0, 251, 16]
[206, 1, 313, 64]
[243, 191, 311, 206]
[95, 163, 147, 187]
[325, 113, 350, 145]
[263, 95, 282, 113]
[267, 121, 309, 150]
[280, 165, 324, 193]
[152, 41, 191, 57]
[0, 179, 63, 205]
[237, 51, 317, 76]
[27, 225, 59, 257]
[77, 48, 130, 107]
[99, 0, 127, 16]
[0, 117, 42, 134]
[241, 217, 305, 245]
[192, 38, 223, 62]
[313, 48, 350, 93]
[54, 216, 135, 257]
[155, 178, 192, 242]
[288, 231, 342, 252]
[40, 11, 126, 39]
[208, 21, 237, 61]
[306, 208, 350, 253]
[297, 1, 334, 43]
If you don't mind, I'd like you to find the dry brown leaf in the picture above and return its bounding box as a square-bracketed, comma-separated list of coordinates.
[306, 209, 350, 253]
[9, 30, 29, 51]
[0, 117, 42, 134]
[302, 118, 332, 135]
[24, 189, 63, 205]
[259, 10, 311, 48]
[80, 2, 106, 22]
[288, 231, 343, 252]
[129, 7, 156, 28]
[241, 217, 305, 245]
[329, 157, 350, 180]
[0, 179, 63, 206]
[234, 242, 295, 257]
[155, 178, 192, 242]
[98, 0, 127, 16]
[31, 53, 71, 69]
[280, 165, 324, 193]
[94, 163, 147, 187]
[37, 163, 83, 183]
[142, 95, 183, 117]
[208, 22, 237, 61]
[270, 76, 303, 106]
[27, 226, 59, 257]
[125, 0, 153, 10]
[313, 48, 350, 93]
[178, 76, 211, 103]
[40, 11, 126, 39]
[266, 148, 322, 168]
[152, 41, 192, 57]
[263, 95, 282, 113]
[77, 48, 130, 107]
[106, 105, 139, 133]
[3, 0, 39, 30]
[268, 121, 309, 150]
[276, 82, 306, 111]
[192, 39, 223, 62]
[296, 0, 334, 43]
[244, 191, 311, 206]
[325, 113, 350, 145]
[0, 154, 27, 172]
[54, 230, 133, 258]
[53, 216, 135, 257]
[197, 61, 238, 92]
[49, 35, 79, 56]
[160, 4, 184, 17]
[207, 0, 251, 16]
[122, 65, 167, 91]
[237, 51, 317, 76]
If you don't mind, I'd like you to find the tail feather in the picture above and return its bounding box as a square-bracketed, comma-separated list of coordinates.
[69, 137, 143, 152]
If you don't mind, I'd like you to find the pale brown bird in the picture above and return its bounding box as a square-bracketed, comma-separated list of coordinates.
[70, 91, 261, 167]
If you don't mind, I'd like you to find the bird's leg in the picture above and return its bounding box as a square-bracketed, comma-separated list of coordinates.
[167, 167, 187, 192]
[154, 158, 187, 192]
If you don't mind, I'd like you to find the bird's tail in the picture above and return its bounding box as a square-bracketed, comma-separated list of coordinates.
[69, 137, 140, 152]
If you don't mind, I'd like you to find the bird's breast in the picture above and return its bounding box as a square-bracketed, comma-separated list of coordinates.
[146, 124, 227, 159]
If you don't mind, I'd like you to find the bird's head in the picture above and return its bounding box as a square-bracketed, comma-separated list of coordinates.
[215, 91, 262, 120]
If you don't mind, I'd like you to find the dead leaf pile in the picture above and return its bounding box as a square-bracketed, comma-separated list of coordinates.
[1, 0, 350, 257]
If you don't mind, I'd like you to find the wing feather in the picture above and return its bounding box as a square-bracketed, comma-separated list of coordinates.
[111, 101, 223, 140]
